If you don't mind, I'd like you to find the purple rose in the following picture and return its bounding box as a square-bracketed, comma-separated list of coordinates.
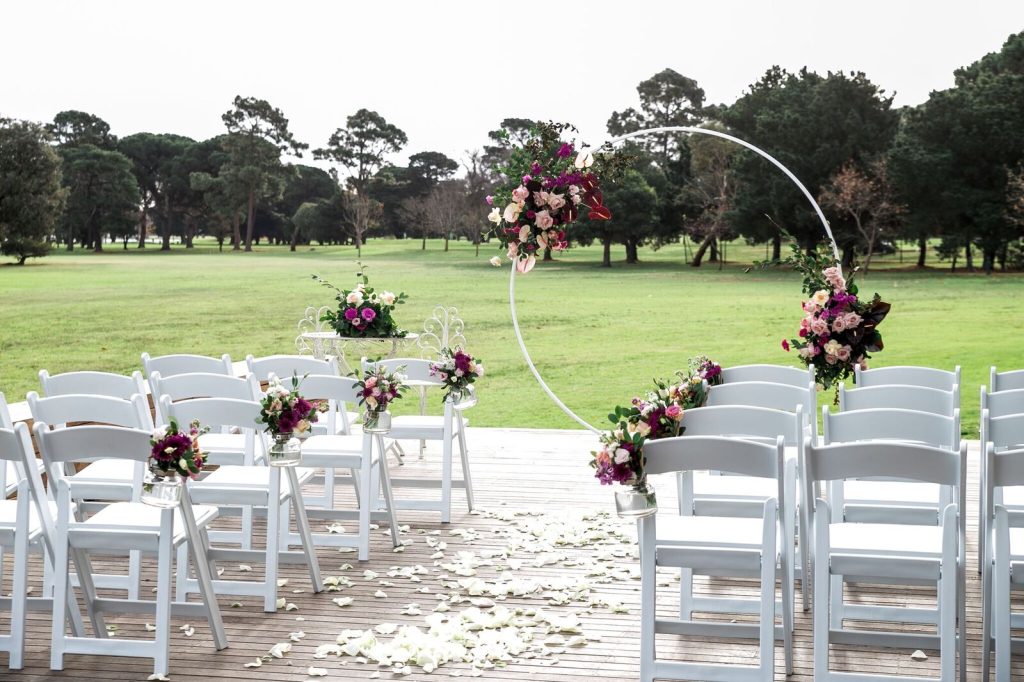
[343, 307, 358, 321]
[361, 307, 377, 322]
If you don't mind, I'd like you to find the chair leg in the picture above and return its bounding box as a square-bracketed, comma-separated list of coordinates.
[441, 436, 453, 524]
[982, 556, 993, 682]
[287, 467, 323, 593]
[813, 502, 831, 681]
[127, 548, 142, 601]
[263, 476, 281, 613]
[456, 419, 474, 511]
[995, 511, 1011, 682]
[759, 543, 778, 681]
[50, 523, 70, 670]
[350, 467, 361, 508]
[830, 574, 844, 631]
[70, 550, 105, 638]
[153, 515, 174, 677]
[240, 506, 253, 551]
[9, 523, 30, 669]
[376, 436, 400, 548]
[174, 542, 190, 601]
[638, 519, 656, 682]
[941, 530, 957, 682]
[179, 502, 228, 652]
[357, 456, 372, 561]
[678, 568, 695, 620]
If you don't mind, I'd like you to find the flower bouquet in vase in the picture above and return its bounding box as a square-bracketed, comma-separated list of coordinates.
[356, 364, 408, 433]
[429, 347, 484, 411]
[144, 418, 208, 508]
[590, 356, 720, 518]
[258, 375, 319, 467]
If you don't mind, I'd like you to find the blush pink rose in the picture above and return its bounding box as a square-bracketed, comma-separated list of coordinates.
[836, 345, 852, 361]
[832, 316, 847, 332]
[547, 193, 566, 211]
[844, 312, 862, 328]
[535, 210, 554, 229]
[511, 185, 529, 204]
[810, 318, 829, 336]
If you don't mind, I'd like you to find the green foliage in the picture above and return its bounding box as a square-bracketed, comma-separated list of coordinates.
[314, 109, 407, 192]
[59, 144, 138, 252]
[48, 110, 116, 149]
[0, 119, 65, 264]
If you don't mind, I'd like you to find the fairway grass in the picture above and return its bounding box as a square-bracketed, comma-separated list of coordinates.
[1, 239, 1020, 437]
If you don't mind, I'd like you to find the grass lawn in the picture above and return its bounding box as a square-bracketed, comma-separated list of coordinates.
[1, 238, 1020, 437]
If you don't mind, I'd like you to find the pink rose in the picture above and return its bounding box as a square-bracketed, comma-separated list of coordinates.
[823, 266, 846, 291]
[485, 195, 494, 206]
[836, 345, 852, 361]
[810, 318, 829, 336]
[547, 193, 566, 211]
[532, 190, 549, 207]
[665, 404, 683, 421]
[511, 185, 529, 204]
[507, 241, 520, 258]
[832, 316, 847, 332]
[535, 210, 554, 229]
[844, 312, 862, 328]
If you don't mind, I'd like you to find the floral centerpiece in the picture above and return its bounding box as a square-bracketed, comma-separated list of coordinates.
[258, 375, 319, 466]
[777, 242, 890, 392]
[355, 364, 408, 432]
[313, 265, 408, 338]
[429, 347, 484, 409]
[144, 418, 208, 507]
[486, 121, 629, 273]
[590, 356, 721, 517]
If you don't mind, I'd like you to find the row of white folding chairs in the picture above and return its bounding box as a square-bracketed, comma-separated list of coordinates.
[640, 434, 966, 682]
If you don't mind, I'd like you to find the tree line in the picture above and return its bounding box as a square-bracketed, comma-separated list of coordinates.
[1, 31, 1023, 272]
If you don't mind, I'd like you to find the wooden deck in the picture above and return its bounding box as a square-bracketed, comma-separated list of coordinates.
[0, 427, 1008, 681]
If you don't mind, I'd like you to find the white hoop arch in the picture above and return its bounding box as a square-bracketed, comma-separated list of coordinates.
[510, 125, 840, 433]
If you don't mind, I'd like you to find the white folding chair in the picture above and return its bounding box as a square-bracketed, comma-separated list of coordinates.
[246, 354, 347, 434]
[980, 408, 1024, 578]
[37, 424, 226, 678]
[362, 357, 474, 523]
[640, 435, 790, 681]
[720, 363, 812, 387]
[141, 352, 233, 378]
[991, 366, 1024, 394]
[855, 364, 961, 395]
[150, 371, 263, 464]
[0, 423, 86, 669]
[981, 445, 1024, 680]
[706, 380, 817, 440]
[413, 306, 469, 456]
[839, 382, 959, 417]
[290, 374, 400, 559]
[161, 396, 323, 612]
[823, 407, 960, 524]
[39, 369, 148, 403]
[804, 439, 966, 682]
[674, 404, 805, 612]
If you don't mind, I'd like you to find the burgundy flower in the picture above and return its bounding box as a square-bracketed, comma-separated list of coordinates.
[557, 143, 574, 158]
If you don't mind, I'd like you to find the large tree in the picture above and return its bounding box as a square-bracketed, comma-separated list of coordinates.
[314, 109, 407, 254]
[721, 67, 899, 260]
[889, 32, 1024, 273]
[679, 126, 740, 267]
[221, 96, 307, 251]
[0, 119, 66, 264]
[118, 132, 194, 249]
[60, 144, 138, 252]
[48, 110, 117, 149]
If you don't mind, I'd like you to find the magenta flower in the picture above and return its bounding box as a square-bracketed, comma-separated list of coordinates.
[557, 143, 574, 158]
[530, 162, 543, 175]
[782, 339, 791, 352]
[361, 307, 377, 322]
[343, 307, 358, 321]
[485, 195, 494, 205]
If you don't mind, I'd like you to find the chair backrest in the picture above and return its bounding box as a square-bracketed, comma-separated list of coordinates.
[246, 354, 339, 382]
[160, 396, 261, 465]
[150, 371, 261, 426]
[720, 364, 812, 388]
[35, 423, 152, 500]
[679, 404, 803, 447]
[416, 305, 467, 359]
[705, 380, 814, 418]
[0, 391, 11, 429]
[362, 357, 440, 386]
[986, 411, 1024, 452]
[985, 444, 1024, 525]
[854, 364, 961, 393]
[981, 387, 1024, 420]
[0, 393, 12, 493]
[822, 406, 960, 451]
[39, 369, 146, 401]
[839, 383, 958, 417]
[644, 435, 784, 485]
[803, 439, 965, 505]
[991, 367, 1024, 394]
[288, 374, 360, 434]
[27, 391, 152, 430]
[141, 352, 233, 378]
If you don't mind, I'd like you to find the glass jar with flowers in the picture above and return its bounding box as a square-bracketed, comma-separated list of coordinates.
[144, 418, 208, 508]
[429, 347, 484, 410]
[258, 375, 319, 467]
[355, 364, 408, 433]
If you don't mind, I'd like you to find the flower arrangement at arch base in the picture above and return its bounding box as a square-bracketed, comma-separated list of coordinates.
[590, 356, 723, 518]
[776, 241, 890, 397]
[313, 265, 408, 338]
[486, 122, 631, 273]
[143, 418, 209, 508]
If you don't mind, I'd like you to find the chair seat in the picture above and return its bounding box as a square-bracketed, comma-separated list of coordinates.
[387, 415, 465, 439]
[73, 458, 136, 482]
[70, 502, 219, 548]
[693, 472, 792, 501]
[842, 480, 941, 505]
[188, 465, 314, 503]
[0, 499, 52, 540]
[657, 515, 767, 550]
[199, 433, 249, 463]
[830, 522, 944, 558]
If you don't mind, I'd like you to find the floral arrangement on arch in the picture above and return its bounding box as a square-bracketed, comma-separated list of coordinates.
[590, 356, 722, 487]
[486, 121, 630, 273]
[356, 364, 408, 413]
[149, 418, 208, 479]
[258, 375, 320, 436]
[778, 242, 890, 391]
[429, 347, 484, 404]
[313, 266, 408, 338]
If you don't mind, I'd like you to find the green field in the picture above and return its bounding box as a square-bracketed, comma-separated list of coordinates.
[1, 239, 1020, 437]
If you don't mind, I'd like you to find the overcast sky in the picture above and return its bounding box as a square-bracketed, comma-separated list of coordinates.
[3, 0, 1023, 170]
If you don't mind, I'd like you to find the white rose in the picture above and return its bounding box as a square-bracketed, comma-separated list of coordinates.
[346, 291, 364, 305]
[613, 448, 630, 464]
[503, 203, 521, 223]
[475, 364, 484, 376]
[489, 256, 502, 267]
[574, 149, 594, 169]
[380, 291, 396, 305]
[488, 207, 502, 224]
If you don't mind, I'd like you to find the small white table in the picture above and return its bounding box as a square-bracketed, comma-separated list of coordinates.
[298, 332, 420, 375]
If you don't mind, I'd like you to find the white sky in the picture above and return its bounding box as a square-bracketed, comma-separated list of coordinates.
[3, 0, 1023, 170]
